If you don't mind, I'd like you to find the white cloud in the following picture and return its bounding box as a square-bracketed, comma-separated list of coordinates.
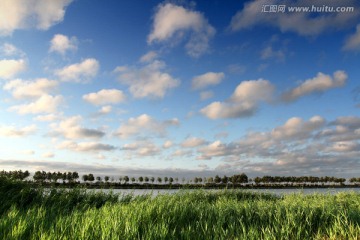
[115, 60, 179, 99]
[282, 70, 347, 102]
[330, 141, 360, 152]
[55, 58, 99, 83]
[192, 72, 224, 90]
[229, 0, 360, 36]
[49, 34, 78, 55]
[201, 79, 274, 119]
[3, 78, 58, 99]
[122, 140, 160, 157]
[98, 106, 112, 115]
[0, 59, 26, 79]
[148, 3, 215, 57]
[83, 89, 126, 106]
[0, 0, 73, 36]
[0, 43, 24, 57]
[140, 51, 158, 63]
[58, 140, 116, 152]
[181, 137, 206, 148]
[9, 94, 63, 114]
[0, 124, 36, 137]
[271, 116, 325, 140]
[343, 24, 360, 51]
[116, 114, 179, 139]
[197, 140, 239, 160]
[34, 113, 61, 122]
[163, 140, 173, 149]
[52, 115, 105, 139]
[261, 46, 285, 61]
[42, 152, 55, 158]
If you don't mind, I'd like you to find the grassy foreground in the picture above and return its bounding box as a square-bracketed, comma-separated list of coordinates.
[1, 177, 360, 239]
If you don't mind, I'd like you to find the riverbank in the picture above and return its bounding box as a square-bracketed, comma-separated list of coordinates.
[1, 177, 360, 239]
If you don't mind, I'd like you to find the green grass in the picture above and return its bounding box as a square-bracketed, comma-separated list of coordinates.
[1, 177, 360, 239]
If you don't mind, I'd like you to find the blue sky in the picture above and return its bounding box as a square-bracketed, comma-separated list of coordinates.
[1, 0, 360, 178]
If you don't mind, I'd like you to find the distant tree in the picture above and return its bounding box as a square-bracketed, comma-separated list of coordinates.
[194, 177, 199, 184]
[174, 177, 178, 183]
[231, 173, 248, 184]
[157, 177, 162, 184]
[105, 176, 110, 182]
[214, 175, 221, 184]
[207, 177, 214, 183]
[124, 176, 129, 184]
[150, 177, 155, 183]
[222, 175, 229, 184]
[96, 176, 102, 182]
[82, 174, 89, 182]
[144, 176, 149, 183]
[33, 171, 46, 183]
[164, 177, 169, 184]
[66, 171, 73, 183]
[131, 177, 136, 183]
[72, 172, 79, 182]
[138, 176, 144, 184]
[169, 177, 174, 184]
[88, 174, 95, 182]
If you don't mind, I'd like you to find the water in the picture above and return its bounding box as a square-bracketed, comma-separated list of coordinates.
[89, 187, 360, 197]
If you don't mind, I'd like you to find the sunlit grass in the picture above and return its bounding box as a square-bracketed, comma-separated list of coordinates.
[1, 177, 360, 239]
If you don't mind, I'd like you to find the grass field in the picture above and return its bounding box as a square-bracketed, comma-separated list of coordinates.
[1, 177, 360, 239]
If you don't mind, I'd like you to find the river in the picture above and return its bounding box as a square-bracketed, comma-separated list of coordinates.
[88, 187, 360, 197]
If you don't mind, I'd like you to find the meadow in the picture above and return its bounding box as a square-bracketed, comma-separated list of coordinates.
[1, 176, 360, 240]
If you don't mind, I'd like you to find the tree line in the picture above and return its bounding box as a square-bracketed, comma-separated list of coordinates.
[1, 170, 358, 187]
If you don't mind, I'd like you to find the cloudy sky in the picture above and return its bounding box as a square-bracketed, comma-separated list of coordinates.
[1, 0, 360, 178]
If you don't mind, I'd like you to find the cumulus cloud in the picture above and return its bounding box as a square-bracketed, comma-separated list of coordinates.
[229, 0, 360, 36]
[200, 79, 274, 119]
[181, 137, 206, 148]
[3, 78, 58, 99]
[55, 58, 99, 83]
[271, 116, 325, 140]
[343, 24, 360, 51]
[0, 59, 26, 79]
[58, 140, 116, 152]
[163, 140, 173, 149]
[49, 34, 78, 55]
[83, 89, 126, 106]
[0, 124, 36, 137]
[192, 72, 224, 90]
[9, 94, 63, 114]
[139, 51, 158, 63]
[198, 114, 360, 176]
[0, 0, 73, 36]
[115, 60, 179, 99]
[148, 3, 215, 57]
[98, 106, 112, 115]
[261, 46, 285, 61]
[52, 115, 105, 139]
[197, 140, 239, 160]
[282, 70, 347, 102]
[33, 113, 62, 122]
[122, 140, 161, 157]
[0, 43, 24, 57]
[116, 114, 179, 139]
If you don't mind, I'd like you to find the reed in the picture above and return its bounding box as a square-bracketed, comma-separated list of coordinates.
[1, 177, 360, 239]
